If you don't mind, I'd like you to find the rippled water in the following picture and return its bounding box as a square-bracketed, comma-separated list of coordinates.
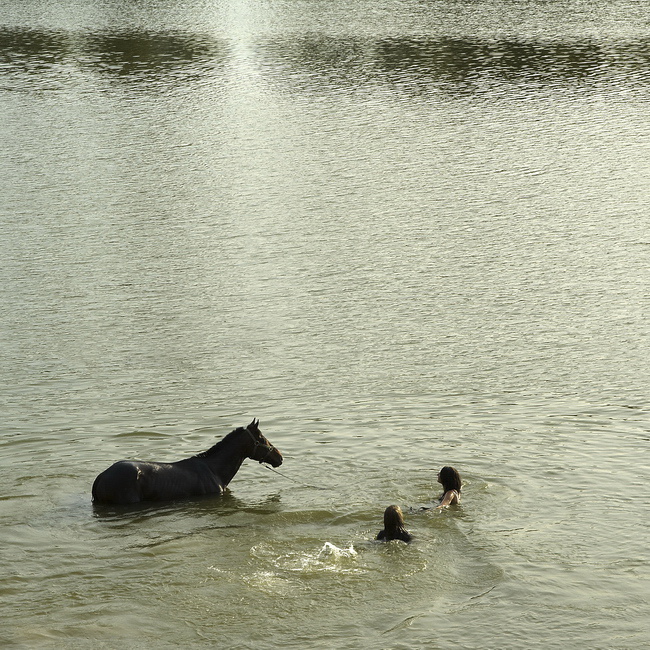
[1, 0, 649, 647]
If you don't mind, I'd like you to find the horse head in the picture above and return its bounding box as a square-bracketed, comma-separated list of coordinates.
[246, 419, 283, 467]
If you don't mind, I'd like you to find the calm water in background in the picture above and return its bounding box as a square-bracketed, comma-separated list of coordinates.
[1, 0, 649, 647]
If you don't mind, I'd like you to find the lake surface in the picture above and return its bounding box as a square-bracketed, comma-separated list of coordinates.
[1, 0, 649, 647]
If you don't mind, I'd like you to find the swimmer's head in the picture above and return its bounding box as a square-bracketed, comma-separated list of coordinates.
[383, 504, 406, 530]
[437, 466, 462, 493]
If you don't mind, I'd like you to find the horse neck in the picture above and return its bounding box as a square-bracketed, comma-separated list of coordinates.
[199, 431, 251, 487]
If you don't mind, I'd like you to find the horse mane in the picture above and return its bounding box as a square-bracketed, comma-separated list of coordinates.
[193, 427, 247, 459]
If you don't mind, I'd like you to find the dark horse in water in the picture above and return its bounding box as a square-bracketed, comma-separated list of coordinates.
[92, 419, 282, 505]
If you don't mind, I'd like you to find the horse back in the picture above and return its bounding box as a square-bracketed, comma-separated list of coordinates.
[92, 459, 224, 505]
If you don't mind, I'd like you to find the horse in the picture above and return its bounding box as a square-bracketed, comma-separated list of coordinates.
[91, 419, 282, 505]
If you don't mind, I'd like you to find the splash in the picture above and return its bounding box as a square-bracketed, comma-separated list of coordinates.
[250, 541, 361, 575]
[318, 541, 358, 559]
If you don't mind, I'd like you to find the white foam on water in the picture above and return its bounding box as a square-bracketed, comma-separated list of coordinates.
[318, 541, 358, 558]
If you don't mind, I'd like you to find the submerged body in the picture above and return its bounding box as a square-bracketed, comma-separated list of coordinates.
[376, 505, 412, 543]
[92, 419, 282, 505]
[92, 458, 225, 504]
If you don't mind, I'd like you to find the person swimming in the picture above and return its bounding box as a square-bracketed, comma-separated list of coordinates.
[376, 505, 413, 543]
[436, 466, 461, 509]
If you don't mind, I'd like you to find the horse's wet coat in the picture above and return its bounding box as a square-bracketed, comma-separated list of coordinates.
[91, 419, 282, 505]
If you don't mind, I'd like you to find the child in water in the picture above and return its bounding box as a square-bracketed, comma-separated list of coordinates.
[436, 466, 462, 508]
[376, 505, 413, 543]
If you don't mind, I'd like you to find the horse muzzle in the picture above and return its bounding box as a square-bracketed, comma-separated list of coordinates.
[261, 448, 283, 468]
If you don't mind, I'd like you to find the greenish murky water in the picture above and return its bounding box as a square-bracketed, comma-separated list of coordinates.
[1, 1, 649, 647]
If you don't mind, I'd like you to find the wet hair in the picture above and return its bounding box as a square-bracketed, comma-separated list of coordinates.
[377, 505, 412, 543]
[384, 504, 406, 530]
[439, 466, 462, 494]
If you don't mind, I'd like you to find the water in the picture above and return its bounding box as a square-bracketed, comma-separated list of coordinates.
[1, 0, 649, 647]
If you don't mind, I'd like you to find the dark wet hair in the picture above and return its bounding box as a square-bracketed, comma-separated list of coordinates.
[384, 505, 406, 531]
[439, 466, 462, 494]
[378, 505, 412, 543]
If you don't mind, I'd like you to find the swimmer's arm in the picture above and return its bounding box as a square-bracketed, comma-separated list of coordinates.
[436, 490, 460, 509]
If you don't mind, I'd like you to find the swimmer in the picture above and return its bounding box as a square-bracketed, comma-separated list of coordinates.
[376, 505, 413, 543]
[436, 466, 461, 509]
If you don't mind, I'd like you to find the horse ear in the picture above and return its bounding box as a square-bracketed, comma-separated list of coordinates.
[248, 418, 259, 431]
